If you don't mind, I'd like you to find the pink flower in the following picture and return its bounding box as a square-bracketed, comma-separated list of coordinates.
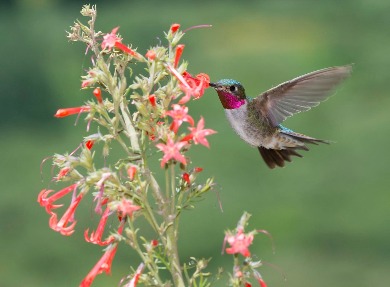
[84, 205, 115, 246]
[156, 136, 187, 167]
[48, 192, 84, 236]
[82, 79, 94, 88]
[127, 166, 137, 181]
[117, 198, 141, 218]
[94, 172, 112, 214]
[170, 23, 180, 33]
[38, 184, 78, 214]
[146, 49, 156, 60]
[166, 104, 194, 133]
[224, 228, 254, 257]
[101, 27, 122, 50]
[54, 106, 90, 118]
[183, 117, 216, 148]
[174, 44, 185, 68]
[124, 263, 145, 287]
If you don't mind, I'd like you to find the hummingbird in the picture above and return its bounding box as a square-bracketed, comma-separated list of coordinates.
[209, 65, 351, 169]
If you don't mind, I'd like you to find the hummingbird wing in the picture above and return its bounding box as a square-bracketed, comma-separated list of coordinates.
[253, 65, 352, 127]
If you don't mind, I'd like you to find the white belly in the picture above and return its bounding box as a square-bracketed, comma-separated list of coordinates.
[224, 103, 265, 147]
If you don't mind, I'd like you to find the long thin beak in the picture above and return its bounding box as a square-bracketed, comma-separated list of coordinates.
[209, 82, 217, 88]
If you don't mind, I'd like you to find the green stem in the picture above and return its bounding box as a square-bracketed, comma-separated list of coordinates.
[166, 221, 185, 287]
[128, 219, 164, 285]
[119, 101, 141, 153]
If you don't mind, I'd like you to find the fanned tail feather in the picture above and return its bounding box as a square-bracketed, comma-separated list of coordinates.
[258, 131, 329, 169]
[258, 147, 304, 169]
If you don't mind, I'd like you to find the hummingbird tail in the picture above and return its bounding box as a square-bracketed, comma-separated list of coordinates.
[258, 131, 329, 169]
[258, 147, 304, 169]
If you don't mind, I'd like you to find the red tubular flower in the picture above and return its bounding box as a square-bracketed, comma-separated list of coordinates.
[48, 192, 84, 236]
[93, 87, 103, 103]
[166, 104, 194, 133]
[114, 42, 141, 59]
[174, 44, 185, 68]
[148, 94, 156, 107]
[224, 228, 254, 257]
[253, 271, 267, 287]
[180, 72, 210, 103]
[85, 140, 94, 150]
[151, 239, 159, 247]
[54, 167, 70, 181]
[101, 27, 122, 50]
[125, 263, 145, 287]
[170, 23, 180, 33]
[166, 69, 210, 104]
[54, 106, 90, 118]
[182, 172, 190, 185]
[38, 183, 78, 214]
[156, 136, 187, 167]
[80, 243, 119, 287]
[145, 49, 156, 60]
[194, 167, 203, 173]
[84, 205, 114, 246]
[81, 219, 125, 287]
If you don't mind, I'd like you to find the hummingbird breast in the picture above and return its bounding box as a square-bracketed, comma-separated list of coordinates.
[224, 102, 272, 147]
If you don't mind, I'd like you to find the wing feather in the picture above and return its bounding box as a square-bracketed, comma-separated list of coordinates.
[254, 65, 352, 126]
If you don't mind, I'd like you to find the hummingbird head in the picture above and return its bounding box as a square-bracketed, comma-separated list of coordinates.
[209, 79, 247, 109]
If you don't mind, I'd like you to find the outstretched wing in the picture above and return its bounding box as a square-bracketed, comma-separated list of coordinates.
[253, 65, 352, 127]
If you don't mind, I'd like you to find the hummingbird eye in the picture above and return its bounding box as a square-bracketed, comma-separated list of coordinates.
[229, 85, 237, 92]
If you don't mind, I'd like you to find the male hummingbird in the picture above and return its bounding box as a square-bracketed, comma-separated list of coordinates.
[210, 65, 351, 169]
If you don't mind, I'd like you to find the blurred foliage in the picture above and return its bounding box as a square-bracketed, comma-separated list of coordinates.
[1, 0, 390, 287]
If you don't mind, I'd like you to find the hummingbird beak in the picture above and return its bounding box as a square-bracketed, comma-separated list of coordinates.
[209, 82, 218, 89]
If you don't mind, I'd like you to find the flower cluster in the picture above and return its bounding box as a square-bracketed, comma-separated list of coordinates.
[39, 5, 269, 287]
[223, 212, 269, 287]
[39, 5, 217, 287]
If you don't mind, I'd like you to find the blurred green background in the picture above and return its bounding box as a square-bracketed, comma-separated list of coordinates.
[1, 0, 390, 286]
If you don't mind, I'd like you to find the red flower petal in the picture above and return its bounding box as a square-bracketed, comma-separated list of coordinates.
[174, 44, 185, 68]
[54, 106, 90, 118]
[170, 23, 180, 33]
[93, 87, 103, 103]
